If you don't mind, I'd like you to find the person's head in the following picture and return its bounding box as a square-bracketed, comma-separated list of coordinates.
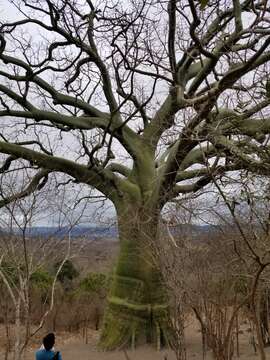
[43, 333, 55, 351]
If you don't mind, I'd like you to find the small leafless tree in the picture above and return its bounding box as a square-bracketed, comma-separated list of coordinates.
[0, 173, 86, 360]
[153, 178, 270, 360]
[210, 176, 270, 360]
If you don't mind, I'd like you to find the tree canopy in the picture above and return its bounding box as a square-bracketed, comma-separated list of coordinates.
[0, 0, 270, 209]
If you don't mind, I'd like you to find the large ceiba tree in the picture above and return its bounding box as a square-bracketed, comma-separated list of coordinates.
[1, 0, 270, 350]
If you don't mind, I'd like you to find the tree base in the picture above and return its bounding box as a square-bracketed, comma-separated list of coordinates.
[99, 275, 171, 350]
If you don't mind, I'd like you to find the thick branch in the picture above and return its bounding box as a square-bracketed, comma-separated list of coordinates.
[210, 135, 270, 174]
[0, 109, 109, 131]
[172, 163, 243, 199]
[168, 0, 177, 82]
[106, 163, 131, 178]
[0, 141, 120, 201]
[143, 93, 183, 150]
[0, 53, 105, 118]
[0, 169, 50, 208]
[172, 175, 213, 195]
[0, 155, 17, 173]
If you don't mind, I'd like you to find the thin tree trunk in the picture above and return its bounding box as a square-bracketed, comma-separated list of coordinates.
[236, 312, 240, 357]
[250, 265, 268, 360]
[19, 284, 31, 358]
[252, 299, 266, 360]
[4, 302, 11, 360]
[14, 298, 21, 360]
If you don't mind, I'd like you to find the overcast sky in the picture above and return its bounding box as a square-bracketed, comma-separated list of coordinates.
[0, 0, 251, 228]
[1, 1, 18, 20]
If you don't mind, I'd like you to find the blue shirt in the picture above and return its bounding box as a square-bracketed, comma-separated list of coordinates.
[35, 349, 62, 360]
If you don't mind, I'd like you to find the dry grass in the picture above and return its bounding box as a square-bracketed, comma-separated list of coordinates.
[0, 317, 267, 360]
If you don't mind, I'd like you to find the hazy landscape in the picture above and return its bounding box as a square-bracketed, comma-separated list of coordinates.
[0, 232, 268, 360]
[2, 224, 270, 360]
[1, 0, 270, 359]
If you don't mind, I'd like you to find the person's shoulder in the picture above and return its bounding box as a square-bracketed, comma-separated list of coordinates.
[35, 349, 44, 359]
[35, 349, 53, 359]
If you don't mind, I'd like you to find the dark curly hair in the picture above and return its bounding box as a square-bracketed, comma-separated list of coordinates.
[43, 333, 55, 351]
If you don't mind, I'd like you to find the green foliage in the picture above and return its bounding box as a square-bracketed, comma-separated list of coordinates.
[55, 259, 79, 284]
[30, 269, 53, 291]
[233, 276, 248, 297]
[79, 272, 107, 294]
[199, 0, 209, 9]
[0, 262, 18, 284]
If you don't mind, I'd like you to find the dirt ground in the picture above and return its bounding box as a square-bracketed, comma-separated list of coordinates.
[18, 318, 270, 360]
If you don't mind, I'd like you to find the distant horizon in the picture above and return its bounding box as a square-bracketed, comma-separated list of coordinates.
[0, 222, 219, 240]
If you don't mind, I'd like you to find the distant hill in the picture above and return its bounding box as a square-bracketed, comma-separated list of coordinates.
[0, 223, 219, 240]
[0, 225, 118, 239]
[168, 223, 220, 236]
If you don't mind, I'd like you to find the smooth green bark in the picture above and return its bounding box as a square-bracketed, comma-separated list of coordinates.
[100, 205, 171, 350]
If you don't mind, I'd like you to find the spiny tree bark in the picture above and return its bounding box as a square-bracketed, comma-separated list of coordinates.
[1, 0, 270, 349]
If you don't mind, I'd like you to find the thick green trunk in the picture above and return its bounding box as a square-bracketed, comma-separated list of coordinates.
[99, 207, 172, 350]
